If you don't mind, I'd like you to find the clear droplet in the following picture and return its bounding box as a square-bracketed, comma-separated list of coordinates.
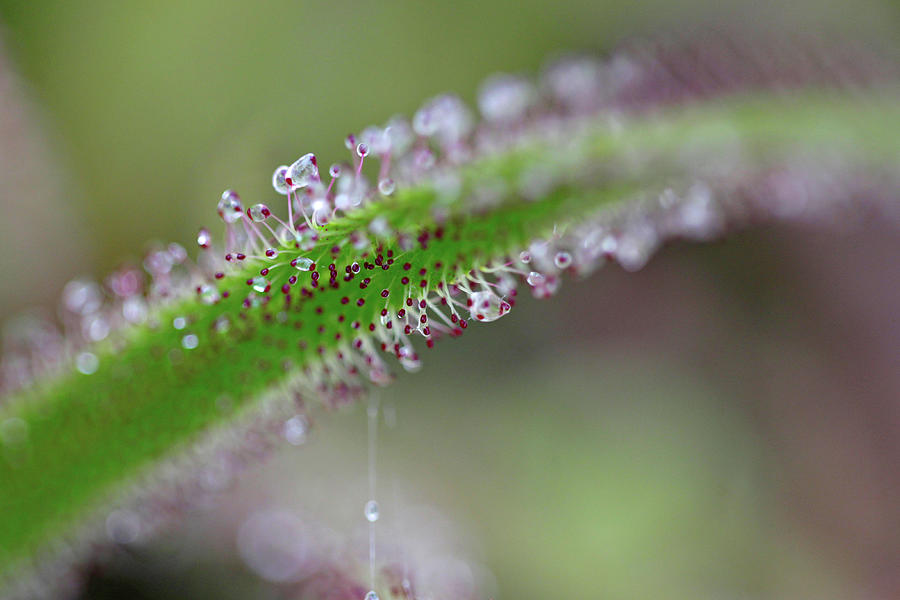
[249, 204, 270, 222]
[554, 251, 572, 269]
[543, 55, 604, 111]
[288, 153, 318, 189]
[181, 334, 199, 350]
[172, 316, 187, 330]
[197, 228, 211, 249]
[272, 165, 290, 195]
[364, 500, 379, 522]
[467, 290, 510, 322]
[478, 73, 535, 123]
[329, 163, 342, 178]
[377, 178, 395, 196]
[526, 271, 545, 286]
[75, 352, 99, 375]
[519, 250, 532, 264]
[291, 257, 314, 271]
[283, 415, 308, 446]
[218, 190, 244, 224]
[198, 284, 220, 305]
[356, 142, 369, 158]
[412, 94, 473, 146]
[251, 276, 270, 293]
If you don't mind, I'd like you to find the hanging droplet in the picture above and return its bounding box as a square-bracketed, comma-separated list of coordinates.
[543, 55, 605, 111]
[287, 153, 318, 189]
[291, 257, 314, 271]
[248, 204, 271, 222]
[384, 115, 413, 154]
[554, 251, 573, 269]
[478, 73, 535, 123]
[283, 415, 308, 445]
[217, 190, 244, 224]
[467, 290, 510, 322]
[412, 94, 473, 146]
[526, 271, 545, 287]
[197, 228, 211, 249]
[75, 352, 99, 375]
[364, 500, 379, 522]
[377, 178, 395, 196]
[272, 165, 290, 195]
[198, 284, 220, 305]
[251, 277, 270, 293]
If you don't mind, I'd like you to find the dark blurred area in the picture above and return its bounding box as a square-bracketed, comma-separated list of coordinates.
[0, 0, 898, 598]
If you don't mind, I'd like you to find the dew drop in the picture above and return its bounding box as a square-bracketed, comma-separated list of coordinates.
[467, 290, 510, 322]
[181, 334, 199, 350]
[412, 94, 473, 146]
[249, 204, 270, 222]
[288, 153, 318, 189]
[526, 271, 545, 287]
[198, 284, 220, 305]
[173, 316, 187, 330]
[197, 228, 211, 249]
[377, 178, 395, 196]
[272, 165, 290, 195]
[251, 277, 270, 293]
[478, 73, 534, 123]
[554, 251, 572, 269]
[519, 250, 532, 264]
[75, 352, 99, 375]
[291, 257, 314, 271]
[364, 500, 379, 522]
[283, 415, 308, 446]
[218, 190, 244, 224]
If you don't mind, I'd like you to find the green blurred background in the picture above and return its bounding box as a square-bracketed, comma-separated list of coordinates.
[1, 0, 899, 598]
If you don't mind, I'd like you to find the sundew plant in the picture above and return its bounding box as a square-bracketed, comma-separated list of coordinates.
[1, 34, 899, 598]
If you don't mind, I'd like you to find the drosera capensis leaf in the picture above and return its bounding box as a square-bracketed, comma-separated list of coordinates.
[1, 37, 898, 595]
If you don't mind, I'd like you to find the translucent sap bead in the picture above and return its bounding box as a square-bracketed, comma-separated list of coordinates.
[412, 94, 473, 146]
[248, 203, 270, 222]
[218, 190, 244, 224]
[526, 271, 545, 287]
[272, 165, 290, 195]
[197, 228, 211, 249]
[356, 142, 369, 158]
[329, 163, 342, 178]
[287, 153, 318, 189]
[519, 250, 532, 264]
[291, 257, 314, 271]
[360, 126, 389, 155]
[181, 334, 199, 350]
[283, 415, 308, 445]
[543, 56, 604, 110]
[364, 500, 379, 522]
[198, 284, 220, 305]
[75, 352, 99, 375]
[377, 178, 395, 196]
[554, 251, 573, 269]
[384, 115, 413, 154]
[251, 277, 270, 293]
[467, 290, 510, 322]
[478, 74, 535, 123]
